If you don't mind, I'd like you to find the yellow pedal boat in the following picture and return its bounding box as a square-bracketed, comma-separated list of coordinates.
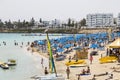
[99, 56, 118, 64]
[65, 60, 86, 66]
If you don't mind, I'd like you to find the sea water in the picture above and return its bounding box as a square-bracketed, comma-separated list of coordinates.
[0, 33, 65, 80]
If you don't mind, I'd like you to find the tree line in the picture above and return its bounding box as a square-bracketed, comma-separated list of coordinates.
[0, 17, 36, 30]
[0, 17, 86, 30]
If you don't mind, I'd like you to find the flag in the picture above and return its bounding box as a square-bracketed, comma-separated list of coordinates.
[46, 33, 56, 73]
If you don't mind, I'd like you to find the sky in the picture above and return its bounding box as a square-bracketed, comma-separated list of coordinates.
[0, 0, 120, 21]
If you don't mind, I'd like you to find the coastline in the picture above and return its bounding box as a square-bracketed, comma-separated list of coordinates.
[0, 27, 115, 34]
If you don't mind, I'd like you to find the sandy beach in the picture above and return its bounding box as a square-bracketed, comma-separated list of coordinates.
[1, 33, 120, 80]
[30, 46, 120, 80]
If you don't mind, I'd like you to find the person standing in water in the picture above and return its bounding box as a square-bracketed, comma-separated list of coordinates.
[22, 42, 23, 45]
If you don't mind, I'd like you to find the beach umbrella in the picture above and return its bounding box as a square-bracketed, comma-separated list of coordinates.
[75, 34, 84, 41]
[58, 38, 66, 44]
[57, 48, 64, 53]
[67, 37, 74, 41]
[98, 40, 103, 43]
[64, 44, 73, 49]
[90, 43, 99, 48]
[51, 43, 58, 48]
[37, 40, 45, 45]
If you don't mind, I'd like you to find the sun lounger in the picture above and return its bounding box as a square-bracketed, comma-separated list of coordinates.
[110, 67, 120, 70]
[94, 72, 108, 77]
[105, 74, 113, 80]
[76, 73, 91, 76]
[113, 70, 120, 73]
[70, 64, 88, 68]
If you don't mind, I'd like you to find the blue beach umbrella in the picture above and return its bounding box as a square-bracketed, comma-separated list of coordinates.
[98, 40, 103, 43]
[90, 43, 99, 48]
[57, 48, 64, 53]
[64, 44, 73, 48]
[67, 37, 74, 41]
[37, 40, 45, 45]
[51, 43, 58, 48]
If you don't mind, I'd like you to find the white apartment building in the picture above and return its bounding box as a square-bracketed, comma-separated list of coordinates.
[86, 13, 114, 27]
[49, 19, 61, 27]
[117, 13, 120, 27]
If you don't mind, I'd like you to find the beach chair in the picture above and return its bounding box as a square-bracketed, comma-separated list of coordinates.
[94, 72, 108, 77]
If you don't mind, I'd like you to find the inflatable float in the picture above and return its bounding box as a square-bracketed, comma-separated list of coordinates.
[65, 60, 86, 66]
[99, 56, 118, 64]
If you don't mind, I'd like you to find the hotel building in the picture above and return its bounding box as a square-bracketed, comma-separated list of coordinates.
[86, 13, 114, 27]
[117, 13, 120, 27]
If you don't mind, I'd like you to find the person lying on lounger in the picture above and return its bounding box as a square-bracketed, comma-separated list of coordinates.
[76, 68, 91, 76]
[81, 69, 86, 75]
[79, 69, 91, 75]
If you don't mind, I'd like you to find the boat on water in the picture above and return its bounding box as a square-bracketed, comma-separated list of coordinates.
[65, 60, 86, 66]
[7, 59, 16, 66]
[0, 63, 9, 69]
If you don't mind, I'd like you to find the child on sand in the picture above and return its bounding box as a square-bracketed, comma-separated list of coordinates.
[44, 67, 48, 75]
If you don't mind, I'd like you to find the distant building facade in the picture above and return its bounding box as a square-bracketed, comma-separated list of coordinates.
[86, 13, 114, 27]
[49, 19, 61, 28]
[117, 13, 120, 27]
